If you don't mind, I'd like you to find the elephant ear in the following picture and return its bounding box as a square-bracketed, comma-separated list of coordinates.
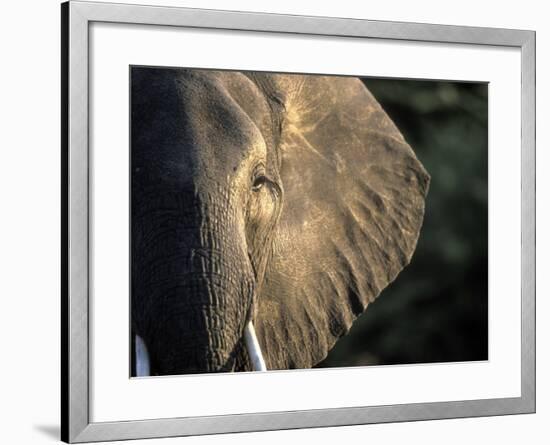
[255, 74, 430, 369]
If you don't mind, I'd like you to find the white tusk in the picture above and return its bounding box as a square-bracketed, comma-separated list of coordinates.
[136, 326, 265, 375]
[244, 321, 267, 371]
[135, 335, 151, 377]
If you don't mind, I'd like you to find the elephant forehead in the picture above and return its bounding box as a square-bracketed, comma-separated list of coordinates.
[179, 72, 268, 160]
[132, 68, 270, 185]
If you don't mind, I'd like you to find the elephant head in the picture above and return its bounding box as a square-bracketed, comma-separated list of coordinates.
[131, 67, 429, 376]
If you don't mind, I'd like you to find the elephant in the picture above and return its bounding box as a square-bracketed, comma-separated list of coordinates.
[131, 67, 430, 376]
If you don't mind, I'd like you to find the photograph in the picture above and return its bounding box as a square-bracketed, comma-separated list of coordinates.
[55, 1, 535, 442]
[130, 67, 488, 377]
[0, 0, 541, 443]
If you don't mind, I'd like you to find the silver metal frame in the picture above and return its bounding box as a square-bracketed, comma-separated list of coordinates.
[61, 1, 536, 442]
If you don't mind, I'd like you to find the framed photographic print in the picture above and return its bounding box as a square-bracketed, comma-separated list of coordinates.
[61, 1, 535, 442]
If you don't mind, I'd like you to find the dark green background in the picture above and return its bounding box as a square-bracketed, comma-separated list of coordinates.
[318, 78, 489, 368]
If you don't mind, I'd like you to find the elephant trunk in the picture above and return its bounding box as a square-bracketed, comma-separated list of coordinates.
[132, 188, 255, 375]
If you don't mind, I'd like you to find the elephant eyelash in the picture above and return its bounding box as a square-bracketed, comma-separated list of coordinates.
[251, 163, 267, 191]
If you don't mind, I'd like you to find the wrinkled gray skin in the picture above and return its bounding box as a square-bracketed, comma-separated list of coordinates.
[131, 68, 430, 375]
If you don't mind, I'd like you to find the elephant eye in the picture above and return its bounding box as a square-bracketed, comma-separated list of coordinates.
[252, 175, 267, 192]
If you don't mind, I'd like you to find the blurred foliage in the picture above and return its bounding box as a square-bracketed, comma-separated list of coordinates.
[318, 79, 488, 367]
